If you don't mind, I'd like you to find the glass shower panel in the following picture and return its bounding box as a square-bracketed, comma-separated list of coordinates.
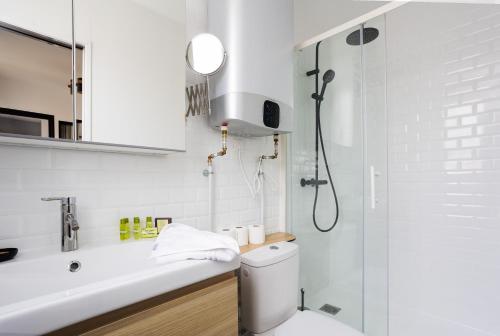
[291, 25, 364, 331]
[363, 15, 388, 336]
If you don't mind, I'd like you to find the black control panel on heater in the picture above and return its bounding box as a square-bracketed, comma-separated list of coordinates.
[263, 100, 280, 129]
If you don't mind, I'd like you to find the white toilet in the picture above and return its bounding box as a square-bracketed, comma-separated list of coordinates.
[240, 241, 363, 336]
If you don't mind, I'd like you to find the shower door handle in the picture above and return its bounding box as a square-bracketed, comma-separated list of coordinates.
[370, 166, 376, 209]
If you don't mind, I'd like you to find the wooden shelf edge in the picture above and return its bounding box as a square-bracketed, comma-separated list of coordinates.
[239, 232, 296, 254]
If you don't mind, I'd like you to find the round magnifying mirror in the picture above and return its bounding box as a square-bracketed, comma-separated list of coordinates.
[186, 33, 226, 76]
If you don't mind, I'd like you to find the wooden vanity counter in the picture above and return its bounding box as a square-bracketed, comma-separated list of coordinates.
[47, 272, 238, 336]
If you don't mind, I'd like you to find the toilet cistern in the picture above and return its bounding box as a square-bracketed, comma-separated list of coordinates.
[41, 197, 79, 252]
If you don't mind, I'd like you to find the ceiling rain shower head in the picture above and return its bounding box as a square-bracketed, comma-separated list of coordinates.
[346, 27, 379, 46]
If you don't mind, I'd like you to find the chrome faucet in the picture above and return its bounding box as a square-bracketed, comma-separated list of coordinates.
[41, 197, 80, 252]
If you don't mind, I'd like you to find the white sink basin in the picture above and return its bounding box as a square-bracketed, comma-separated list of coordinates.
[0, 240, 240, 335]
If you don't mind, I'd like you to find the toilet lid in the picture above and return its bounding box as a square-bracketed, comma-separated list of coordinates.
[275, 310, 363, 336]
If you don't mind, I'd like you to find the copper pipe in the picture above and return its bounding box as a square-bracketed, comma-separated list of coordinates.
[208, 125, 228, 165]
[261, 134, 279, 160]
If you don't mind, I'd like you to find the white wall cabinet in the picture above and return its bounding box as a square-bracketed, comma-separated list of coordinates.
[0, 0, 186, 153]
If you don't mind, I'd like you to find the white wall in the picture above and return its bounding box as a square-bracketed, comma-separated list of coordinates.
[186, 0, 208, 86]
[293, 0, 387, 45]
[0, 114, 284, 257]
[0, 0, 286, 258]
[387, 3, 500, 336]
[0, 0, 72, 43]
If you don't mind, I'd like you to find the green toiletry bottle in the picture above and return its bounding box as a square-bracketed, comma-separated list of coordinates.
[141, 216, 158, 238]
[133, 217, 142, 240]
[120, 218, 130, 240]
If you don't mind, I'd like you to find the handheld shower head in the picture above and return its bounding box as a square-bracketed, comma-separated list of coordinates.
[318, 69, 335, 101]
[323, 69, 335, 84]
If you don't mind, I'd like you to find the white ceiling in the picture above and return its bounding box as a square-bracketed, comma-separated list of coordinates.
[293, 0, 388, 44]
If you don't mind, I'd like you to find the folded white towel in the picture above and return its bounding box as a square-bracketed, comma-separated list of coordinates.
[151, 223, 240, 264]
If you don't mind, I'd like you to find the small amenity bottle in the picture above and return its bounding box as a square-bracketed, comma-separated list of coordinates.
[120, 218, 130, 240]
[133, 217, 142, 240]
[141, 216, 158, 238]
[146, 216, 153, 229]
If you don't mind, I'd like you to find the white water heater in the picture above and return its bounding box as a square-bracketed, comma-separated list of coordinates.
[207, 0, 294, 136]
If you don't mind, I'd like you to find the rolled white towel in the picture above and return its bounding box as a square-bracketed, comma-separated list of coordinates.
[151, 223, 240, 264]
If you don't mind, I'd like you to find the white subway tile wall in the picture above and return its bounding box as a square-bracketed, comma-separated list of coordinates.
[387, 3, 500, 336]
[0, 116, 284, 256]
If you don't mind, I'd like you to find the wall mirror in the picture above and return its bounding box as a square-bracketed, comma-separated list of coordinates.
[0, 0, 186, 153]
[186, 33, 226, 76]
[186, 33, 226, 116]
[0, 0, 75, 141]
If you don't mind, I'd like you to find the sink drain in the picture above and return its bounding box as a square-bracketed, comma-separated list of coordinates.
[68, 260, 81, 272]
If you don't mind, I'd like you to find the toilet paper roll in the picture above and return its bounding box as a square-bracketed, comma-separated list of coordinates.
[234, 226, 249, 246]
[218, 228, 237, 240]
[248, 224, 266, 245]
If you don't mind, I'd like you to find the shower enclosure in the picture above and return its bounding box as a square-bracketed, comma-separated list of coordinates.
[291, 2, 500, 335]
[289, 15, 388, 336]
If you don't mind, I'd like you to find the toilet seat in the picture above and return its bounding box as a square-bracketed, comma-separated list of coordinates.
[275, 310, 363, 336]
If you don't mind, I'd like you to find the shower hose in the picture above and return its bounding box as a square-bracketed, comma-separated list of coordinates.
[312, 42, 339, 233]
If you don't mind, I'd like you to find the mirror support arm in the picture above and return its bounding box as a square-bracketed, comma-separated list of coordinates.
[206, 75, 212, 116]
